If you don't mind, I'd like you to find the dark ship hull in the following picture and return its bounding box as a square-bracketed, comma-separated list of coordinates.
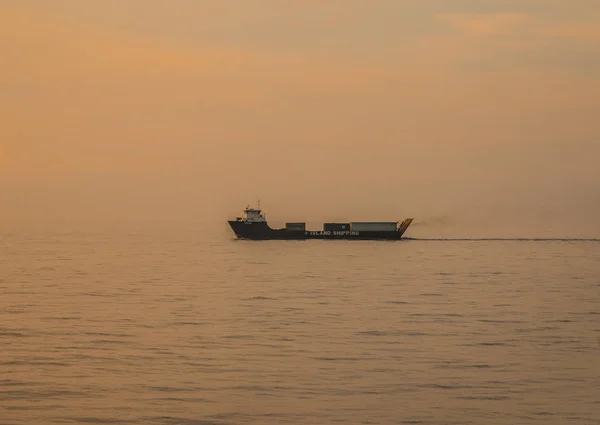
[228, 219, 414, 241]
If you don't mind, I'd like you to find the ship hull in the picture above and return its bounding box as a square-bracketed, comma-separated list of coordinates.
[228, 220, 412, 240]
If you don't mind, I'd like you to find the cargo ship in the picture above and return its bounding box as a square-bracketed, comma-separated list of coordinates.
[228, 204, 413, 240]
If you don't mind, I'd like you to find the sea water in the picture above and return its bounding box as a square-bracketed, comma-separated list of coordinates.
[1, 221, 599, 424]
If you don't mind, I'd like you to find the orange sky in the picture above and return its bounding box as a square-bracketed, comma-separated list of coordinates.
[1, 1, 599, 235]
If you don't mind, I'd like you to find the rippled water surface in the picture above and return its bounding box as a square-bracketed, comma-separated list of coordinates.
[2, 223, 599, 424]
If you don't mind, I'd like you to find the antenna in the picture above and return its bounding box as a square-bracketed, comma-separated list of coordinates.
[258, 198, 261, 210]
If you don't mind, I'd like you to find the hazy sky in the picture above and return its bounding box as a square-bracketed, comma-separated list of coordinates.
[1, 1, 599, 235]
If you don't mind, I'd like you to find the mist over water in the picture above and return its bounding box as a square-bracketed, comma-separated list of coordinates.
[2, 222, 599, 425]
